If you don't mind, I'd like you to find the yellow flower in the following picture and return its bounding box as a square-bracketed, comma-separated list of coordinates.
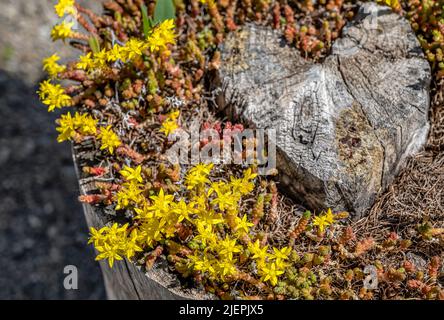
[217, 236, 241, 261]
[121, 39, 146, 61]
[90, 223, 137, 268]
[210, 190, 237, 212]
[54, 0, 76, 17]
[134, 201, 154, 221]
[93, 49, 109, 68]
[75, 113, 98, 136]
[324, 208, 335, 224]
[243, 167, 258, 181]
[96, 243, 123, 268]
[56, 112, 76, 142]
[159, 118, 178, 136]
[139, 218, 163, 247]
[169, 110, 180, 120]
[120, 165, 143, 183]
[97, 125, 122, 154]
[37, 79, 53, 99]
[77, 52, 95, 70]
[207, 181, 230, 196]
[217, 259, 237, 278]
[56, 112, 97, 142]
[124, 229, 143, 259]
[88, 226, 106, 247]
[313, 215, 331, 233]
[185, 163, 214, 190]
[272, 246, 291, 261]
[260, 262, 284, 286]
[378, 0, 400, 10]
[162, 210, 180, 238]
[51, 21, 74, 41]
[228, 167, 257, 196]
[194, 221, 217, 246]
[234, 214, 254, 235]
[172, 200, 193, 223]
[106, 44, 123, 62]
[146, 19, 176, 52]
[43, 54, 66, 78]
[115, 181, 144, 210]
[271, 247, 292, 268]
[228, 177, 243, 193]
[158, 110, 180, 137]
[193, 193, 208, 211]
[156, 19, 176, 42]
[249, 240, 269, 262]
[190, 253, 216, 276]
[196, 209, 224, 226]
[37, 80, 72, 112]
[148, 188, 174, 217]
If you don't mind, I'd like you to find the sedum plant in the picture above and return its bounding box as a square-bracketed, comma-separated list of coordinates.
[38, 0, 443, 299]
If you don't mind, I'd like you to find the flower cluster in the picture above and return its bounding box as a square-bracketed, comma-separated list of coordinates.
[114, 166, 146, 210]
[312, 208, 335, 233]
[88, 163, 294, 287]
[76, 52, 95, 70]
[185, 163, 213, 190]
[56, 112, 97, 142]
[43, 54, 66, 78]
[76, 19, 176, 73]
[51, 21, 74, 41]
[89, 223, 142, 268]
[145, 19, 176, 53]
[249, 241, 292, 285]
[97, 126, 122, 154]
[54, 0, 76, 17]
[37, 80, 72, 112]
[159, 110, 180, 137]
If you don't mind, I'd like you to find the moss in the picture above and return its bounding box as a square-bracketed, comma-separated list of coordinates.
[335, 102, 384, 189]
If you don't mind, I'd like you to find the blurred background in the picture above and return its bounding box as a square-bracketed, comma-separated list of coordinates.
[0, 0, 106, 299]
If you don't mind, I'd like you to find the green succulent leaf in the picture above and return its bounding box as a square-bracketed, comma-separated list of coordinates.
[153, 0, 176, 25]
[140, 3, 152, 38]
[88, 36, 101, 54]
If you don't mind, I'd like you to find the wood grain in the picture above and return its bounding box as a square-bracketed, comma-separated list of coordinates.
[213, 3, 431, 218]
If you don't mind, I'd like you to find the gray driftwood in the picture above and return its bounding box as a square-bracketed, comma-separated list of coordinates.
[213, 3, 431, 218]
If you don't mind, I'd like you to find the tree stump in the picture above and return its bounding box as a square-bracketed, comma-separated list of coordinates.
[74, 3, 431, 300]
[212, 3, 431, 218]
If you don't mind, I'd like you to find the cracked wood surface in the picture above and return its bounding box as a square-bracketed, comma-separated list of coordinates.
[213, 3, 431, 218]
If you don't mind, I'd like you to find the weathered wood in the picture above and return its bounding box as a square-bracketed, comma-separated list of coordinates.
[72, 144, 214, 300]
[213, 3, 431, 218]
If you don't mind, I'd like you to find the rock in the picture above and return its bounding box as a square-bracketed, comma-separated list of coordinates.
[213, 3, 431, 218]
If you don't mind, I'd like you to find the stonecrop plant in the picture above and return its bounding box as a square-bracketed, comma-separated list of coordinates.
[39, 0, 443, 299]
